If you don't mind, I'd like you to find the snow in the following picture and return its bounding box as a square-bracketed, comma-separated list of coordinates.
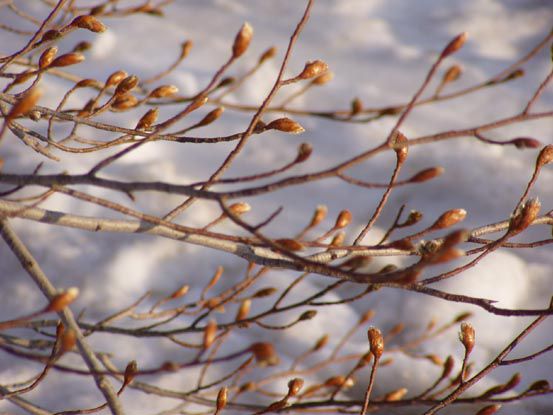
[1, 1, 552, 414]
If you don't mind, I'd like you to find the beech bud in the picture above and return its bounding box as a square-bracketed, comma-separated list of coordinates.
[298, 60, 328, 80]
[431, 209, 467, 229]
[266, 117, 305, 134]
[70, 15, 107, 33]
[440, 32, 468, 58]
[335, 210, 352, 229]
[232, 22, 253, 58]
[459, 322, 475, 355]
[367, 326, 384, 359]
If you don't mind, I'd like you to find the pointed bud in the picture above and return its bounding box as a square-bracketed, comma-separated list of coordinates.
[299, 310, 317, 321]
[330, 231, 345, 246]
[168, 283, 189, 299]
[60, 328, 76, 353]
[40, 29, 61, 42]
[149, 85, 179, 98]
[112, 94, 138, 110]
[408, 167, 444, 183]
[136, 108, 159, 130]
[536, 145, 553, 167]
[45, 287, 79, 312]
[227, 202, 251, 215]
[295, 142, 313, 163]
[441, 355, 455, 378]
[384, 387, 407, 401]
[50, 52, 85, 68]
[427, 247, 465, 264]
[402, 210, 423, 227]
[276, 238, 305, 251]
[335, 210, 352, 229]
[360, 309, 376, 324]
[454, 312, 473, 323]
[298, 60, 328, 80]
[216, 387, 228, 412]
[73, 41, 92, 53]
[509, 198, 540, 234]
[205, 266, 224, 292]
[232, 22, 253, 58]
[431, 209, 467, 229]
[501, 69, 524, 82]
[287, 378, 304, 397]
[367, 326, 384, 359]
[425, 354, 444, 366]
[324, 375, 354, 388]
[180, 40, 193, 59]
[203, 319, 217, 349]
[115, 75, 139, 95]
[391, 131, 409, 163]
[71, 15, 106, 33]
[259, 46, 277, 64]
[6, 88, 42, 121]
[308, 205, 327, 228]
[236, 299, 251, 322]
[313, 334, 329, 351]
[250, 342, 279, 366]
[123, 360, 138, 386]
[525, 379, 550, 393]
[39, 46, 58, 69]
[442, 65, 462, 84]
[106, 70, 128, 87]
[75, 79, 101, 89]
[459, 322, 475, 355]
[512, 137, 541, 149]
[196, 107, 224, 128]
[252, 287, 278, 298]
[441, 32, 468, 58]
[266, 117, 305, 134]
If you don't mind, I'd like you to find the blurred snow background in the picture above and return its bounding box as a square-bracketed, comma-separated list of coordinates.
[1, 0, 552, 414]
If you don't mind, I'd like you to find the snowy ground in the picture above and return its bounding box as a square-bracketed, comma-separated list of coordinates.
[1, 1, 552, 414]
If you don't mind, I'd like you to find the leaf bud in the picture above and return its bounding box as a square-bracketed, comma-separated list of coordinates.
[266, 117, 305, 134]
[313, 334, 329, 351]
[123, 360, 138, 386]
[431, 209, 467, 230]
[216, 387, 228, 412]
[408, 167, 444, 183]
[312, 71, 334, 85]
[258, 46, 277, 64]
[440, 32, 468, 58]
[60, 328, 76, 353]
[391, 131, 409, 163]
[287, 378, 304, 397]
[298, 60, 329, 80]
[442, 65, 462, 84]
[228, 202, 251, 215]
[203, 319, 217, 349]
[295, 142, 313, 163]
[50, 52, 85, 68]
[196, 107, 224, 128]
[149, 85, 179, 98]
[351, 97, 363, 116]
[276, 238, 305, 251]
[45, 287, 79, 312]
[39, 46, 58, 69]
[136, 108, 159, 130]
[441, 355, 455, 378]
[298, 310, 317, 321]
[475, 404, 502, 415]
[334, 210, 352, 229]
[232, 22, 253, 58]
[536, 144, 553, 167]
[512, 137, 541, 149]
[251, 287, 278, 298]
[235, 299, 251, 322]
[70, 15, 107, 33]
[250, 342, 279, 366]
[509, 198, 540, 234]
[309, 205, 327, 228]
[367, 326, 384, 359]
[180, 40, 193, 59]
[106, 70, 128, 87]
[115, 75, 139, 95]
[384, 387, 407, 401]
[6, 88, 42, 121]
[168, 283, 189, 300]
[330, 231, 345, 246]
[459, 322, 475, 355]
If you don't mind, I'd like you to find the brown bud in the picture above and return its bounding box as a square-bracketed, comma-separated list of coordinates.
[115, 75, 139, 95]
[324, 375, 354, 388]
[50, 52, 85, 68]
[502, 69, 524, 82]
[45, 287, 79, 312]
[512, 137, 541, 149]
[250, 342, 279, 366]
[482, 373, 521, 397]
[536, 144, 553, 167]
[235, 299, 251, 322]
[441, 229, 470, 249]
[309, 205, 327, 228]
[312, 71, 334, 85]
[454, 312, 473, 323]
[384, 387, 407, 401]
[232, 22, 253, 58]
[205, 266, 224, 292]
[340, 255, 372, 270]
[196, 107, 224, 128]
[360, 309, 376, 324]
[442, 65, 462, 84]
[298, 60, 329, 80]
[123, 360, 138, 386]
[509, 198, 540, 234]
[426, 247, 464, 264]
[313, 334, 329, 351]
[441, 355, 455, 378]
[13, 71, 35, 85]
[459, 322, 475, 355]
[75, 79, 101, 89]
[351, 97, 363, 116]
[441, 32, 468, 58]
[276, 238, 305, 251]
[161, 361, 180, 372]
[112, 94, 138, 110]
[136, 108, 159, 130]
[180, 40, 193, 59]
[287, 378, 304, 397]
[106, 70, 128, 87]
[388, 238, 415, 252]
[388, 323, 404, 337]
[425, 354, 444, 366]
[259, 46, 277, 64]
[330, 231, 345, 246]
[378, 264, 398, 274]
[41, 29, 61, 42]
[189, 95, 209, 112]
[168, 283, 189, 299]
[408, 167, 444, 183]
[203, 319, 217, 349]
[239, 381, 256, 393]
[149, 85, 179, 98]
[335, 210, 352, 229]
[298, 310, 317, 321]
[70, 15, 107, 33]
[525, 379, 550, 393]
[59, 328, 76, 353]
[39, 46, 58, 69]
[391, 131, 409, 163]
[264, 400, 288, 412]
[6, 88, 42, 121]
[251, 287, 278, 298]
[431, 208, 467, 229]
[216, 387, 228, 412]
[402, 210, 423, 227]
[266, 117, 305, 134]
[367, 326, 384, 359]
[228, 202, 251, 215]
[475, 404, 502, 415]
[73, 41, 92, 52]
[295, 142, 313, 163]
[29, 110, 41, 121]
